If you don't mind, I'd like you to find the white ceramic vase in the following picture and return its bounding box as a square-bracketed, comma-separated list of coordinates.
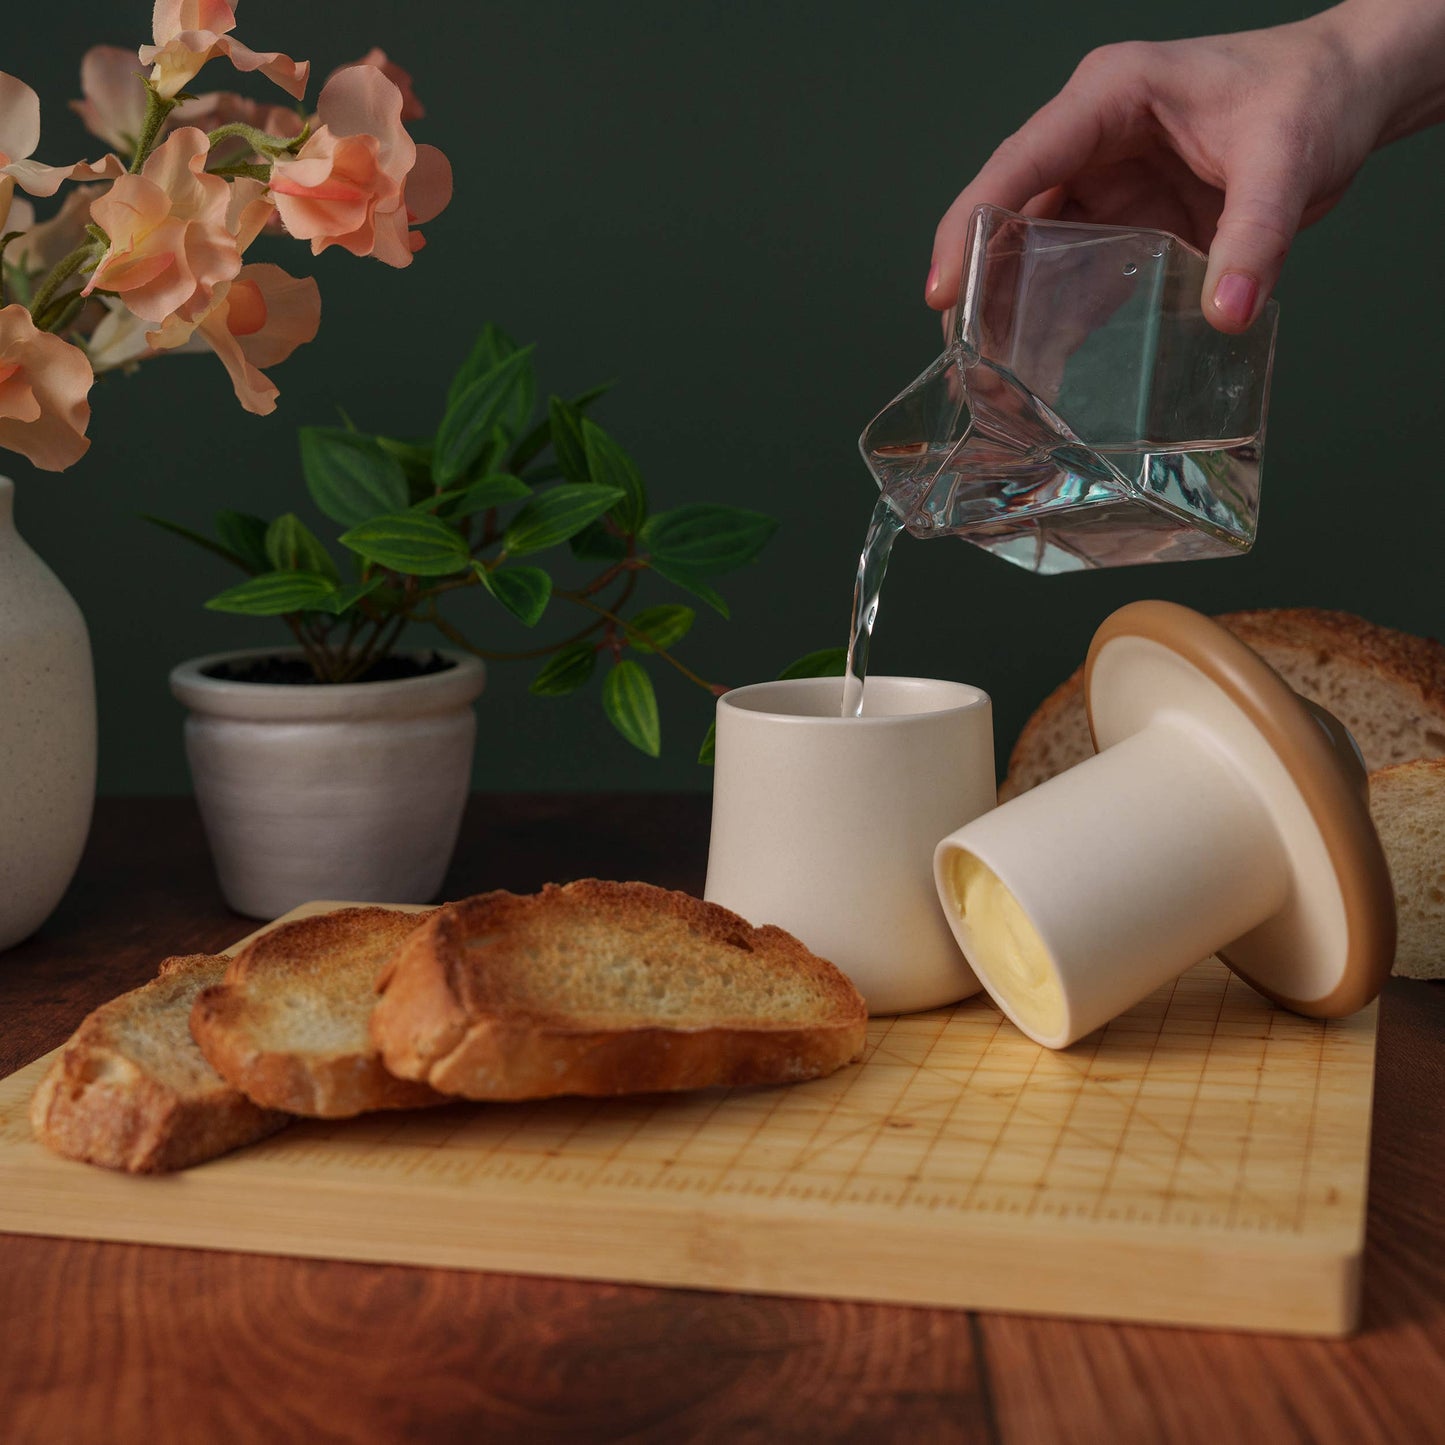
[0, 477, 97, 951]
[170, 647, 486, 919]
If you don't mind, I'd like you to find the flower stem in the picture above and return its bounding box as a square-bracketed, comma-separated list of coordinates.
[29, 243, 100, 327]
[131, 87, 178, 173]
[207, 162, 271, 181]
[205, 122, 304, 159]
[562, 591, 725, 694]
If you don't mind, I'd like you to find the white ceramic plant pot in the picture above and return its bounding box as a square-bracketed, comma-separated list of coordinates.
[0, 477, 97, 951]
[170, 647, 486, 919]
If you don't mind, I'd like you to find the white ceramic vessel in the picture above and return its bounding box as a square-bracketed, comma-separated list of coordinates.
[705, 675, 995, 1015]
[933, 602, 1395, 1048]
[170, 647, 486, 919]
[0, 477, 96, 951]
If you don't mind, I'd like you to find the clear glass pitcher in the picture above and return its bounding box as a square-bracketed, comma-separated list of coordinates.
[859, 205, 1280, 574]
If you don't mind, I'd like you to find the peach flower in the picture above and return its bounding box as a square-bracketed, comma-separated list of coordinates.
[149, 262, 319, 414]
[139, 0, 308, 102]
[0, 175, 34, 239]
[270, 65, 450, 268]
[0, 70, 123, 198]
[7, 185, 99, 276]
[333, 49, 424, 122]
[70, 46, 149, 156]
[86, 298, 159, 374]
[85, 127, 247, 325]
[0, 303, 93, 471]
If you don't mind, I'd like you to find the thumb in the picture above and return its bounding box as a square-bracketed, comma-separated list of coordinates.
[1202, 151, 1311, 333]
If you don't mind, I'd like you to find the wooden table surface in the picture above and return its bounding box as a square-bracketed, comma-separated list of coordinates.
[1, 795, 1442, 1445]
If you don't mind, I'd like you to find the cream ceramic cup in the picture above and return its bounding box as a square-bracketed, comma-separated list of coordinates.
[704, 676, 995, 1014]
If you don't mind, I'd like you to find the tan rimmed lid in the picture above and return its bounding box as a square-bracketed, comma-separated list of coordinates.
[1083, 600, 1395, 1018]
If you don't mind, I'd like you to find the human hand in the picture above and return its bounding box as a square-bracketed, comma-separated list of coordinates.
[927, 2, 1445, 334]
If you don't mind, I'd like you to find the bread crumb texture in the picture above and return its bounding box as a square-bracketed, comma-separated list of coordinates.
[1370, 758, 1445, 980]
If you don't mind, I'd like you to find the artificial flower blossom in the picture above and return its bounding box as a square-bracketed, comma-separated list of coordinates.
[149, 262, 320, 415]
[334, 49, 425, 122]
[0, 175, 34, 238]
[69, 46, 150, 156]
[6, 185, 97, 276]
[270, 64, 451, 268]
[139, 0, 308, 102]
[0, 70, 123, 198]
[84, 128, 267, 325]
[0, 304, 93, 471]
[0, 18, 449, 472]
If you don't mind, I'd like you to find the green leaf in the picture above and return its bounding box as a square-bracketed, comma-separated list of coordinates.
[642, 505, 778, 576]
[447, 323, 520, 411]
[300, 428, 409, 527]
[314, 577, 386, 616]
[509, 380, 615, 474]
[434, 347, 535, 486]
[778, 647, 849, 679]
[503, 483, 625, 556]
[697, 720, 716, 766]
[569, 520, 628, 561]
[530, 640, 597, 696]
[547, 396, 590, 486]
[603, 660, 661, 757]
[266, 513, 339, 584]
[142, 514, 251, 572]
[375, 436, 436, 505]
[205, 571, 338, 616]
[215, 511, 271, 573]
[582, 419, 648, 534]
[649, 557, 730, 618]
[339, 513, 471, 576]
[625, 603, 694, 653]
[476, 562, 551, 626]
[439, 472, 532, 520]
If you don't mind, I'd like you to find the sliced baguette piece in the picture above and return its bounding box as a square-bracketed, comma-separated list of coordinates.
[191, 906, 447, 1118]
[1369, 758, 1445, 980]
[1001, 607, 1445, 800]
[29, 954, 289, 1173]
[371, 880, 869, 1101]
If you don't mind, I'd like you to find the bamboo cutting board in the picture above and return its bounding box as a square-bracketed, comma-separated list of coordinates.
[0, 903, 1377, 1335]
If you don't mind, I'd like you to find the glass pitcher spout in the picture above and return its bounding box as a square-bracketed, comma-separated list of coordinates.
[859, 206, 1279, 575]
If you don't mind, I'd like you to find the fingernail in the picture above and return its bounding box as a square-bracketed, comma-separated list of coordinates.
[1212, 272, 1258, 327]
[925, 260, 940, 298]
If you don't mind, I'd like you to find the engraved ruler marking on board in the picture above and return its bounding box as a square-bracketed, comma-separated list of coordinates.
[0, 955, 1368, 1241]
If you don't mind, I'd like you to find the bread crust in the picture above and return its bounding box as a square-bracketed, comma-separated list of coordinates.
[29, 955, 289, 1173]
[372, 880, 868, 1101]
[1002, 607, 1445, 799]
[191, 907, 447, 1118]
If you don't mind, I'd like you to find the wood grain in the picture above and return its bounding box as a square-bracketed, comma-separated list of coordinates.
[0, 953, 1380, 1334]
[0, 796, 1441, 1444]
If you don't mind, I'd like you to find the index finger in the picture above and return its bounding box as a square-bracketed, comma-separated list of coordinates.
[928, 87, 1106, 310]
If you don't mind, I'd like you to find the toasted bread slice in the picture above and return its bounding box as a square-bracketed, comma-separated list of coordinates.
[30, 954, 289, 1173]
[1001, 607, 1445, 800]
[191, 906, 447, 1118]
[371, 880, 869, 1101]
[1370, 758, 1445, 979]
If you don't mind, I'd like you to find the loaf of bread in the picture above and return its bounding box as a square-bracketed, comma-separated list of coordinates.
[1002, 607, 1445, 799]
[1369, 758, 1445, 980]
[191, 906, 447, 1118]
[371, 880, 869, 1101]
[29, 954, 290, 1173]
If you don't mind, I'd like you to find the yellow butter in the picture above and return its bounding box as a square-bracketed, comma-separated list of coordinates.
[950, 853, 1064, 1038]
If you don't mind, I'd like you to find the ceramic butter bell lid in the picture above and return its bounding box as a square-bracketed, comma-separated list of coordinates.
[933, 600, 1396, 1049]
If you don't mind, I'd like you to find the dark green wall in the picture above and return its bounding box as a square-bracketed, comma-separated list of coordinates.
[10, 1, 1444, 794]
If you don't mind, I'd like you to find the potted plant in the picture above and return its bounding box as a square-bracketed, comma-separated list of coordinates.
[0, 6, 449, 945]
[158, 324, 843, 918]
